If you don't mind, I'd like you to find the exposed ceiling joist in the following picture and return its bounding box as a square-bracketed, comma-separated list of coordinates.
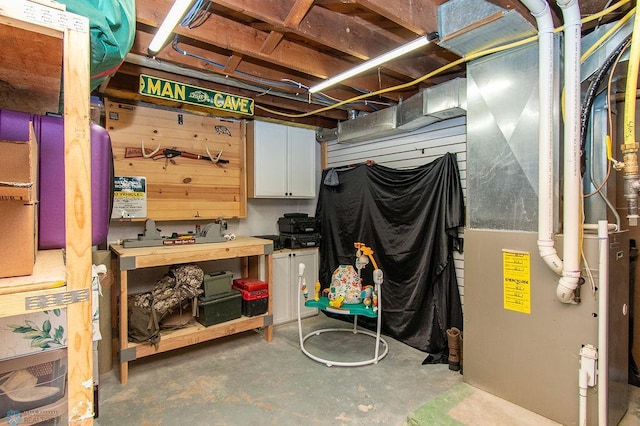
[103, 0, 619, 128]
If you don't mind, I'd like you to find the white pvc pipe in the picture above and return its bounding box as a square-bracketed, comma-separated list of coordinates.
[583, 223, 617, 232]
[297, 263, 306, 348]
[579, 368, 589, 426]
[521, 0, 564, 276]
[556, 0, 583, 304]
[597, 220, 609, 425]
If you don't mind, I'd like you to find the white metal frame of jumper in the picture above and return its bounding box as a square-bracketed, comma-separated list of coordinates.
[296, 263, 389, 367]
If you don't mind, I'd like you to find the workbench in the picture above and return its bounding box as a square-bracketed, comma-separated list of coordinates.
[110, 236, 274, 384]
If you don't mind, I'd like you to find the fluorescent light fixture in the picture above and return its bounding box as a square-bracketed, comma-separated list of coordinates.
[309, 35, 432, 94]
[148, 0, 196, 54]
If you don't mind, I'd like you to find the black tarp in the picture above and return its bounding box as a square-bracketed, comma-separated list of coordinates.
[315, 152, 464, 355]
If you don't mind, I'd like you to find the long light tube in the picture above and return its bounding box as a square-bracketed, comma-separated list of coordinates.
[308, 35, 432, 93]
[148, 0, 196, 54]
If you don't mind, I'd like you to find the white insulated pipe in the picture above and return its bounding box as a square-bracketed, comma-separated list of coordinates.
[296, 263, 306, 348]
[556, 0, 583, 304]
[521, 0, 564, 276]
[597, 220, 609, 425]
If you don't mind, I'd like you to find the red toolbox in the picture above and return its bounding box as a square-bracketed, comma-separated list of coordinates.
[232, 278, 268, 316]
[238, 289, 268, 316]
[232, 278, 268, 292]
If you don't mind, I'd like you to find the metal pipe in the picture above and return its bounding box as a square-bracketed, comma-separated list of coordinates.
[621, 8, 640, 225]
[588, 95, 622, 231]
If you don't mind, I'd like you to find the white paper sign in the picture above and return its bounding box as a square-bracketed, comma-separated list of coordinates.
[112, 176, 147, 219]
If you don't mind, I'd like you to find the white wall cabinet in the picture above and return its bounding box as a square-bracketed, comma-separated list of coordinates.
[272, 248, 319, 325]
[247, 120, 316, 198]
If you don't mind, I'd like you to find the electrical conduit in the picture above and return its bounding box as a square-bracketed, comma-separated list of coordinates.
[521, 0, 564, 276]
[622, 10, 640, 226]
[556, 0, 583, 304]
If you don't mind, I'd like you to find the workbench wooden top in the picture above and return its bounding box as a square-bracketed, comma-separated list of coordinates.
[110, 236, 274, 269]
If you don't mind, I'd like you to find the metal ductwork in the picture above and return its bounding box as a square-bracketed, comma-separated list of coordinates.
[397, 78, 467, 131]
[437, 0, 536, 56]
[319, 78, 467, 144]
[337, 105, 398, 144]
[317, 0, 538, 145]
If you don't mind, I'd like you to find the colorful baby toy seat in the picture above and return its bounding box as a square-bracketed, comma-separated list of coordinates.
[296, 245, 389, 367]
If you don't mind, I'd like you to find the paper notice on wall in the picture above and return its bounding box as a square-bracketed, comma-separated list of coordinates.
[112, 176, 147, 219]
[502, 249, 531, 314]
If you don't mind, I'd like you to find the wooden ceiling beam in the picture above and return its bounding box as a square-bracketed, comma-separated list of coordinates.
[224, 54, 244, 73]
[214, 0, 437, 80]
[136, 0, 409, 96]
[260, 0, 315, 54]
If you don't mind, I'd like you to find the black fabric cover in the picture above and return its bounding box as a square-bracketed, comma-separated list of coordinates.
[315, 152, 464, 354]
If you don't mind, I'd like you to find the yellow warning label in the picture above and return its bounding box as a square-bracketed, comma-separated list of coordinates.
[502, 250, 531, 314]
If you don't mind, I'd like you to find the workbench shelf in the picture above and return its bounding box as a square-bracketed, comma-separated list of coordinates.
[0, 0, 94, 423]
[110, 236, 274, 384]
[0, 250, 74, 316]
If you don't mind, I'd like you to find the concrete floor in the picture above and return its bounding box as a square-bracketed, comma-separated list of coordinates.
[96, 314, 640, 425]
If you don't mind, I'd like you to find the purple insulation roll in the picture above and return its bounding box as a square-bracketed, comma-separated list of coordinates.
[36, 114, 113, 249]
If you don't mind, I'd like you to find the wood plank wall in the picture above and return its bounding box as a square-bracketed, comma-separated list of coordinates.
[325, 117, 467, 307]
[105, 99, 247, 221]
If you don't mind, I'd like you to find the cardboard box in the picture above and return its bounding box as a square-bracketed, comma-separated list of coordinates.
[0, 123, 37, 202]
[0, 123, 38, 278]
[0, 201, 37, 277]
[0, 310, 67, 360]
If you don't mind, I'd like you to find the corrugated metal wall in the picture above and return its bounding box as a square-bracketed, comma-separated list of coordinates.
[325, 116, 467, 306]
